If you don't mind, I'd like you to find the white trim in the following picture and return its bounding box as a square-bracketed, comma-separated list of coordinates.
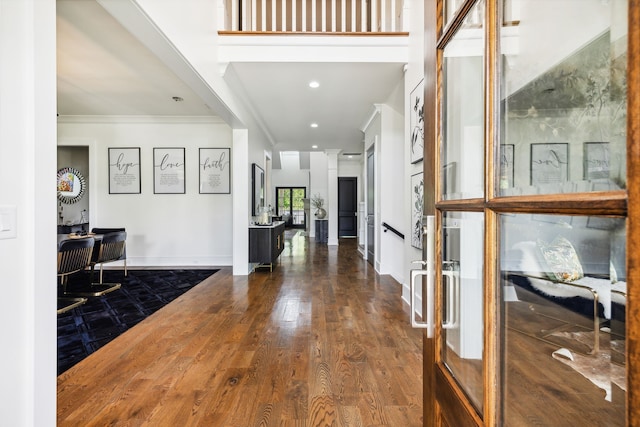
[57, 115, 224, 124]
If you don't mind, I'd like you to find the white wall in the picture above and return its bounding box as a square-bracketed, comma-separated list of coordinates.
[99, 0, 275, 276]
[0, 0, 57, 425]
[58, 117, 234, 266]
[378, 98, 406, 282]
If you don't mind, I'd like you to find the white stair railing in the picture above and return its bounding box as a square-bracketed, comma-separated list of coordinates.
[220, 0, 405, 33]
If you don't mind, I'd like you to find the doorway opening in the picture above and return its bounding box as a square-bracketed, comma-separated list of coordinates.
[276, 187, 306, 229]
[338, 177, 358, 238]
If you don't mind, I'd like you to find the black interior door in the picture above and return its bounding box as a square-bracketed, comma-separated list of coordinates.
[338, 177, 357, 237]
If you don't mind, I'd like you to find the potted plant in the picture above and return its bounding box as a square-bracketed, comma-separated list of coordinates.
[311, 193, 326, 219]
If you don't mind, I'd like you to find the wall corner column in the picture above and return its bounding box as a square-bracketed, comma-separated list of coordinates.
[326, 149, 340, 245]
[232, 128, 250, 275]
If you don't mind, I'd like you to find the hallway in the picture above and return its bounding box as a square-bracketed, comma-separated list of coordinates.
[57, 232, 424, 426]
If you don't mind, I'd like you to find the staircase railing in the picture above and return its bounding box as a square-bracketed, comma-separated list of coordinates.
[219, 0, 407, 33]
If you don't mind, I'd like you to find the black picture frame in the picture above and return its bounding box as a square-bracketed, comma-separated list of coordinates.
[411, 172, 424, 249]
[500, 144, 514, 189]
[530, 143, 568, 185]
[409, 79, 425, 164]
[199, 148, 231, 194]
[153, 147, 185, 194]
[583, 142, 610, 180]
[108, 147, 141, 194]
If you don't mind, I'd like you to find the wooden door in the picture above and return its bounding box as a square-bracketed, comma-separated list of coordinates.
[338, 177, 358, 237]
[420, 0, 639, 426]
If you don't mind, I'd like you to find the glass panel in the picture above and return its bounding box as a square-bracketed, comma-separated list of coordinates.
[442, 0, 485, 201]
[444, 0, 464, 28]
[441, 211, 485, 413]
[292, 188, 306, 226]
[277, 188, 290, 216]
[499, 0, 628, 196]
[444, 0, 484, 28]
[500, 213, 626, 426]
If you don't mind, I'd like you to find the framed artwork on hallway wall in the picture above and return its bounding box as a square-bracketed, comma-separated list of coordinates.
[108, 147, 141, 194]
[153, 147, 185, 194]
[410, 79, 425, 164]
[199, 148, 231, 194]
[530, 143, 568, 185]
[411, 172, 424, 249]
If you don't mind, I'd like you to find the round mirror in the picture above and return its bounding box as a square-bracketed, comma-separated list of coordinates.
[57, 167, 86, 204]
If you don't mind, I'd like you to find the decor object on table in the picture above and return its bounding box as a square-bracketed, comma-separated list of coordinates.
[154, 147, 185, 194]
[199, 147, 231, 194]
[108, 147, 141, 194]
[311, 193, 326, 219]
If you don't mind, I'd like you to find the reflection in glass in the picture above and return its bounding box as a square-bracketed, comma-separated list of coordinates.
[500, 214, 626, 426]
[442, 0, 485, 200]
[499, 0, 628, 196]
[441, 211, 484, 413]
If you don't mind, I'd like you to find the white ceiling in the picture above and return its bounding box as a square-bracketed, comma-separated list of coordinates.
[56, 1, 405, 155]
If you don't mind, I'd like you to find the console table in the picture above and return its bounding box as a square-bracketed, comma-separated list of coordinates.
[57, 222, 89, 234]
[249, 221, 285, 271]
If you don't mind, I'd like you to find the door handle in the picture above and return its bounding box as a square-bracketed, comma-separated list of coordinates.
[410, 268, 434, 336]
[409, 215, 435, 338]
[442, 270, 459, 329]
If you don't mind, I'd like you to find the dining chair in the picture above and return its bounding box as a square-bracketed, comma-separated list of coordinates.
[91, 227, 127, 278]
[57, 238, 93, 314]
[90, 230, 127, 284]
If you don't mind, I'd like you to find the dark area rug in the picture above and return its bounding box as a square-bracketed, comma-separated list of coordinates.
[57, 268, 218, 375]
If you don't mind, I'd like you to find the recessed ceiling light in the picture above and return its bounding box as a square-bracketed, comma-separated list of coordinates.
[310, 123, 318, 128]
[312, 145, 318, 149]
[309, 81, 320, 88]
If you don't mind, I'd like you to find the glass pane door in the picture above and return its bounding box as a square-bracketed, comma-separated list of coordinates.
[442, 0, 485, 201]
[497, 1, 629, 425]
[437, 0, 486, 418]
[441, 211, 485, 412]
[499, 0, 628, 197]
[277, 187, 306, 228]
[500, 214, 626, 425]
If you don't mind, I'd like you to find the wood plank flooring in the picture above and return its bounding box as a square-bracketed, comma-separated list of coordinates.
[57, 232, 424, 426]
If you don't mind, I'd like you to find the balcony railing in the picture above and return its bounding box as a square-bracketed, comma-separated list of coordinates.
[219, 0, 407, 34]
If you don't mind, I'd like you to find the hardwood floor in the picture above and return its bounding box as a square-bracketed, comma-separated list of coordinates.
[57, 232, 424, 426]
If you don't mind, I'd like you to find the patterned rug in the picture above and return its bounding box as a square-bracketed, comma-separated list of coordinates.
[57, 268, 218, 375]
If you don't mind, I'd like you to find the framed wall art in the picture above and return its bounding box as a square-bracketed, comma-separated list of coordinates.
[583, 142, 610, 180]
[153, 147, 185, 194]
[410, 79, 425, 164]
[530, 143, 568, 185]
[499, 144, 514, 189]
[108, 147, 141, 194]
[411, 172, 424, 249]
[199, 148, 231, 194]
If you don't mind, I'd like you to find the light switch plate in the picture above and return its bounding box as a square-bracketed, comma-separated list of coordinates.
[0, 205, 17, 239]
